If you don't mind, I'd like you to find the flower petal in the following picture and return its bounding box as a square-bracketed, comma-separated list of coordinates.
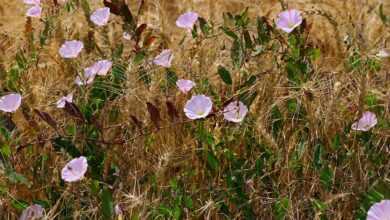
[0, 93, 22, 113]
[61, 156, 88, 182]
[90, 7, 110, 26]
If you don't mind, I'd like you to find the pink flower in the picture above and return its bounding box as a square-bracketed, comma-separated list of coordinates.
[176, 12, 199, 30]
[61, 156, 88, 182]
[59, 40, 84, 58]
[275, 9, 303, 33]
[123, 32, 131, 40]
[115, 204, 123, 215]
[56, 93, 73, 108]
[24, 0, 40, 5]
[19, 204, 44, 220]
[351, 111, 377, 131]
[367, 200, 390, 220]
[26, 5, 42, 17]
[75, 67, 97, 86]
[176, 79, 195, 93]
[223, 101, 248, 123]
[376, 49, 390, 58]
[184, 95, 213, 120]
[153, 49, 173, 68]
[90, 7, 110, 26]
[92, 60, 112, 76]
[0, 93, 22, 113]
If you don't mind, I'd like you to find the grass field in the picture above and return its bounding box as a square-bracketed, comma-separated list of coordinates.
[0, 0, 389, 219]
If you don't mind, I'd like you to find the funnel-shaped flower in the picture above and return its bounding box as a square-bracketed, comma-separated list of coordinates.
[367, 200, 390, 220]
[351, 111, 377, 131]
[0, 93, 22, 113]
[61, 156, 88, 182]
[123, 32, 131, 40]
[184, 95, 213, 120]
[115, 204, 123, 215]
[176, 12, 199, 30]
[75, 67, 97, 86]
[276, 9, 303, 33]
[223, 101, 248, 123]
[24, 0, 40, 5]
[90, 7, 110, 26]
[376, 49, 390, 58]
[19, 204, 44, 220]
[59, 40, 84, 58]
[153, 49, 173, 68]
[176, 79, 195, 93]
[56, 93, 73, 108]
[93, 60, 112, 76]
[26, 5, 42, 17]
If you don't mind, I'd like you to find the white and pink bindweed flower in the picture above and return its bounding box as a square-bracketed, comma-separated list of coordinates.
[61, 156, 88, 182]
[153, 49, 174, 68]
[351, 111, 377, 131]
[184, 95, 213, 120]
[176, 79, 195, 93]
[56, 93, 73, 108]
[367, 200, 390, 220]
[26, 5, 42, 17]
[223, 101, 248, 123]
[123, 32, 131, 40]
[0, 93, 22, 113]
[275, 9, 303, 33]
[115, 204, 123, 216]
[59, 40, 84, 58]
[92, 60, 113, 76]
[24, 0, 40, 5]
[75, 67, 97, 86]
[90, 7, 110, 26]
[176, 12, 199, 30]
[376, 49, 390, 58]
[19, 204, 44, 220]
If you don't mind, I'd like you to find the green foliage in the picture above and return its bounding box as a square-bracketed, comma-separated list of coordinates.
[101, 187, 114, 219]
[379, 4, 389, 25]
[356, 181, 390, 219]
[274, 197, 290, 220]
[1, 3, 388, 219]
[217, 66, 233, 85]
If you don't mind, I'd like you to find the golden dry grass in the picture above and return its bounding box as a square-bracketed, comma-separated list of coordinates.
[0, 0, 389, 219]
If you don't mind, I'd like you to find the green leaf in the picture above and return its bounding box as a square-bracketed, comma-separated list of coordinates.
[256, 17, 271, 45]
[231, 39, 244, 68]
[313, 143, 324, 170]
[0, 144, 11, 158]
[274, 197, 290, 220]
[331, 134, 341, 150]
[206, 151, 219, 171]
[239, 91, 258, 107]
[320, 166, 333, 191]
[379, 4, 388, 24]
[11, 199, 29, 211]
[80, 0, 91, 21]
[243, 30, 253, 49]
[52, 137, 81, 157]
[133, 51, 145, 64]
[217, 66, 233, 85]
[198, 17, 211, 35]
[220, 27, 238, 40]
[309, 48, 321, 61]
[101, 187, 114, 220]
[6, 170, 31, 187]
[166, 70, 178, 88]
[312, 199, 327, 213]
[240, 75, 256, 89]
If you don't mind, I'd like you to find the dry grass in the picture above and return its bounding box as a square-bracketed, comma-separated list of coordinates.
[0, 0, 389, 219]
